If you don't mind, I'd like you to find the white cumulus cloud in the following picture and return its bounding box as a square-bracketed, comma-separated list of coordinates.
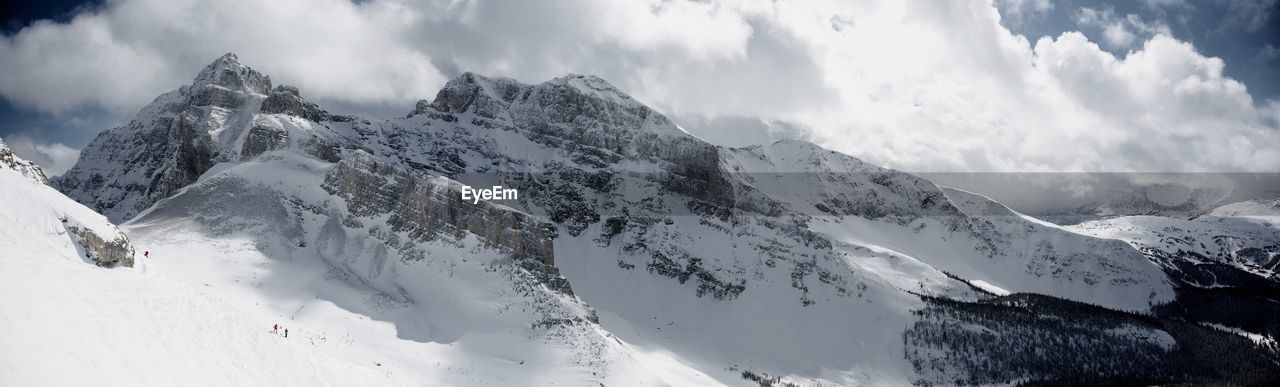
[0, 0, 1277, 173]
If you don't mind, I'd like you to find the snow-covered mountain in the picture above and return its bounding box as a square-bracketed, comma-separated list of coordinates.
[1066, 198, 1280, 349]
[1073, 184, 1232, 218]
[1070, 199, 1280, 288]
[55, 54, 1174, 310]
[10, 53, 1278, 385]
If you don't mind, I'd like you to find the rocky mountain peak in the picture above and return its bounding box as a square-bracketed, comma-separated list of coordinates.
[190, 52, 272, 95]
[418, 71, 692, 150]
[428, 72, 527, 117]
[542, 73, 636, 106]
[260, 84, 328, 122]
[519, 73, 687, 138]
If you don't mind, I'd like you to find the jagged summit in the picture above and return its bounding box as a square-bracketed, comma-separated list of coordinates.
[426, 72, 527, 117]
[418, 71, 686, 138]
[56, 53, 323, 222]
[544, 73, 636, 105]
[260, 83, 330, 122]
[190, 52, 272, 95]
[426, 72, 635, 114]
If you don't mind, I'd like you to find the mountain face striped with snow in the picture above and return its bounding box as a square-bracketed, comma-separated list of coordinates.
[29, 54, 1278, 385]
[54, 54, 334, 223]
[55, 54, 1173, 309]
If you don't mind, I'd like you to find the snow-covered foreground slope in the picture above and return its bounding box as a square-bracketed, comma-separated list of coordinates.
[2, 226, 702, 386]
[0, 236, 398, 386]
[0, 140, 389, 385]
[2, 155, 719, 386]
[116, 154, 730, 386]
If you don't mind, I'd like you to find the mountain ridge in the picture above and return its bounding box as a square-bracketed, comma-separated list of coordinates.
[37, 53, 1261, 385]
[56, 52, 1176, 310]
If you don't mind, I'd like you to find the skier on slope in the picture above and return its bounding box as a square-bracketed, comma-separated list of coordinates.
[273, 324, 279, 334]
[143, 251, 149, 258]
[284, 328, 288, 338]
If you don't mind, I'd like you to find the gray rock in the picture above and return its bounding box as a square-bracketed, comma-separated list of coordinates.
[260, 84, 329, 122]
[64, 218, 135, 268]
[323, 151, 557, 265]
[240, 124, 287, 159]
[191, 52, 272, 94]
[187, 85, 247, 109]
[0, 138, 49, 184]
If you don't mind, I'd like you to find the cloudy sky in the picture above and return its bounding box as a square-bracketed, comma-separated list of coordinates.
[1, 0, 1278, 176]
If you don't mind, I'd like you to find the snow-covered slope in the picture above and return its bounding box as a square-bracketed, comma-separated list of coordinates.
[6, 151, 713, 385]
[1, 138, 51, 185]
[1211, 198, 1280, 222]
[114, 153, 716, 386]
[1069, 199, 1280, 288]
[28, 53, 1201, 385]
[0, 138, 134, 268]
[730, 145, 1173, 312]
[0, 229, 405, 386]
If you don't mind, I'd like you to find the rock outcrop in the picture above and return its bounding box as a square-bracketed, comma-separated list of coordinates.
[323, 151, 557, 265]
[240, 124, 288, 159]
[0, 138, 49, 184]
[64, 217, 135, 268]
[1, 137, 136, 268]
[260, 84, 329, 122]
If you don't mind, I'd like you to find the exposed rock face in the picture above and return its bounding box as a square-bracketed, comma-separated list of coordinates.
[188, 85, 248, 109]
[240, 124, 287, 159]
[191, 53, 272, 94]
[1, 138, 136, 268]
[54, 53, 327, 222]
[0, 138, 49, 184]
[260, 84, 329, 122]
[64, 218, 135, 268]
[429, 72, 526, 119]
[56, 108, 223, 222]
[323, 151, 556, 265]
